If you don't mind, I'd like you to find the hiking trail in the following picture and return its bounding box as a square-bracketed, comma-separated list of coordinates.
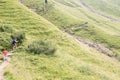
[63, 29, 119, 61]
[0, 51, 12, 80]
[0, 62, 8, 80]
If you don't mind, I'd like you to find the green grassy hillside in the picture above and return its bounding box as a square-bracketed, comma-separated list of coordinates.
[0, 0, 120, 80]
[23, 0, 120, 59]
[82, 0, 120, 19]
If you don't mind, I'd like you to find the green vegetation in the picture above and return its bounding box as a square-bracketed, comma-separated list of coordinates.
[4, 71, 15, 80]
[83, 0, 120, 19]
[28, 40, 56, 55]
[23, 0, 120, 58]
[0, 26, 13, 33]
[11, 31, 25, 44]
[0, 33, 11, 50]
[0, 0, 119, 80]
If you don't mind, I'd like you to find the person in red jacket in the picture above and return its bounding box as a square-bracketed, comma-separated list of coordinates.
[3, 49, 8, 61]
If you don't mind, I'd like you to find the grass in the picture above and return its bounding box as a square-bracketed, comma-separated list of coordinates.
[5, 46, 120, 80]
[0, 0, 119, 80]
[0, 53, 3, 64]
[23, 0, 120, 58]
[82, 0, 120, 19]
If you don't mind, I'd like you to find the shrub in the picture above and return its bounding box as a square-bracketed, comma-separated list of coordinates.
[11, 31, 25, 45]
[27, 40, 56, 55]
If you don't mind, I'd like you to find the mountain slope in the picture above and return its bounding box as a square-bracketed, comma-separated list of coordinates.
[0, 0, 120, 80]
[23, 0, 120, 59]
[82, 0, 120, 19]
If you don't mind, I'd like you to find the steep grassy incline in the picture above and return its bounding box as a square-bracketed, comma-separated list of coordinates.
[82, 0, 120, 19]
[0, 0, 120, 80]
[23, 0, 120, 59]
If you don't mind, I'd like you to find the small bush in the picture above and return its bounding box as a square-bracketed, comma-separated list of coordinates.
[27, 40, 56, 55]
[11, 31, 25, 44]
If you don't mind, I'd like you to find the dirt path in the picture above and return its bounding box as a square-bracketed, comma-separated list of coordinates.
[74, 35, 114, 57]
[0, 62, 8, 80]
[63, 29, 118, 60]
[0, 52, 12, 80]
[79, 0, 120, 22]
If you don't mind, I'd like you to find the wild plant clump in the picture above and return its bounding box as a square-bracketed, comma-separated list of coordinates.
[28, 40, 56, 55]
[11, 31, 25, 45]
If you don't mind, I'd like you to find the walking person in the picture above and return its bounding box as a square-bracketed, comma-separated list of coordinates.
[12, 38, 18, 50]
[2, 49, 8, 62]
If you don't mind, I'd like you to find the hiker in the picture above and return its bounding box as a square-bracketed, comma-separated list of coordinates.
[2, 49, 8, 61]
[12, 38, 18, 50]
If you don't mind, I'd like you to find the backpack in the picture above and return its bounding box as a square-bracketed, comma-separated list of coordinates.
[11, 40, 15, 45]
